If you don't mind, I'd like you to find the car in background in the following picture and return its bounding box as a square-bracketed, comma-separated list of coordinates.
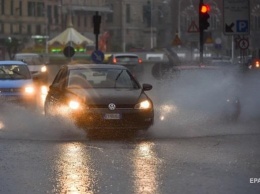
[44, 64, 154, 135]
[14, 53, 48, 83]
[107, 53, 143, 78]
[0, 60, 37, 108]
[247, 58, 260, 70]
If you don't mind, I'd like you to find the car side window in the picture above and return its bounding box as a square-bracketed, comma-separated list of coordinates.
[52, 67, 67, 87]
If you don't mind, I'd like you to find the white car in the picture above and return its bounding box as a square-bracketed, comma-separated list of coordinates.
[14, 53, 48, 83]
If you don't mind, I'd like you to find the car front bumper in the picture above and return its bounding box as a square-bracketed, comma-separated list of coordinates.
[70, 108, 154, 130]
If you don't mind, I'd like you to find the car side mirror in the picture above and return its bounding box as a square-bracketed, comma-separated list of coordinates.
[142, 83, 152, 91]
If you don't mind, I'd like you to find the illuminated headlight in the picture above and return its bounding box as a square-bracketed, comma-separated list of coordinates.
[41, 66, 47, 72]
[134, 100, 152, 109]
[68, 100, 80, 110]
[24, 86, 34, 94]
[256, 63, 260, 68]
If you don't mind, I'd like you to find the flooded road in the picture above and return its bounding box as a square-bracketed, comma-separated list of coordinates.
[0, 64, 259, 194]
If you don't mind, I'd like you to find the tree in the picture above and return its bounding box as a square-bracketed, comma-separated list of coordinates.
[5, 37, 24, 59]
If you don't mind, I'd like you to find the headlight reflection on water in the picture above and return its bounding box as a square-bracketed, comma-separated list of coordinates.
[133, 142, 161, 194]
[54, 143, 96, 194]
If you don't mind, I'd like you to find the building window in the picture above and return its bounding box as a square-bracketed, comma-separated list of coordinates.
[19, 1, 22, 16]
[37, 2, 44, 17]
[36, 25, 41, 34]
[19, 24, 22, 34]
[126, 4, 131, 23]
[84, 16, 87, 27]
[47, 5, 52, 25]
[10, 24, 13, 34]
[54, 5, 59, 24]
[10, 0, 14, 15]
[107, 4, 113, 23]
[78, 15, 81, 27]
[28, 2, 36, 16]
[1, 0, 5, 15]
[0, 22, 3, 33]
[27, 25, 31, 34]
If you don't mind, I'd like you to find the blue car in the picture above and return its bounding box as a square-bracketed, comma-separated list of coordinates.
[0, 60, 37, 108]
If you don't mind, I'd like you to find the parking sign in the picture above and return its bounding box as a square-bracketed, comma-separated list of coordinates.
[223, 0, 250, 35]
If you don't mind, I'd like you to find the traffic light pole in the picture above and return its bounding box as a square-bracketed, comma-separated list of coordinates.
[199, 26, 204, 64]
[93, 11, 101, 51]
[199, 0, 204, 64]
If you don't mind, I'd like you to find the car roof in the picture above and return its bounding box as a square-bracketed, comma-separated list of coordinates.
[66, 63, 128, 70]
[0, 60, 27, 65]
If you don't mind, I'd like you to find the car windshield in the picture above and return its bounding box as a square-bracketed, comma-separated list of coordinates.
[14, 54, 44, 66]
[0, 65, 31, 80]
[68, 68, 140, 89]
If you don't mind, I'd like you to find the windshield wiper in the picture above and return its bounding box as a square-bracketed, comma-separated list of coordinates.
[114, 70, 124, 87]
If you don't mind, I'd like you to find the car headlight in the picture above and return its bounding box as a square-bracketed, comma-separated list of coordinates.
[68, 100, 80, 110]
[41, 66, 47, 72]
[24, 86, 35, 94]
[134, 100, 152, 109]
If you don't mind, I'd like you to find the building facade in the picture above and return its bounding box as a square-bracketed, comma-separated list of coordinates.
[0, 0, 259, 57]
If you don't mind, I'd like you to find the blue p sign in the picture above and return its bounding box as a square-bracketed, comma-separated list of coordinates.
[236, 20, 248, 33]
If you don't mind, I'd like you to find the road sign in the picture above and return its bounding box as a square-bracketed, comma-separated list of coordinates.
[63, 46, 75, 58]
[223, 0, 250, 35]
[172, 34, 182, 46]
[91, 50, 104, 63]
[238, 38, 249, 50]
[187, 21, 199, 33]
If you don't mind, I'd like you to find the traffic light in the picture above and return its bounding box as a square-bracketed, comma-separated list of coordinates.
[199, 3, 210, 31]
[93, 12, 101, 35]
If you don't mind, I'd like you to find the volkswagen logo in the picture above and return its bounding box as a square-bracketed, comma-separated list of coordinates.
[108, 103, 116, 110]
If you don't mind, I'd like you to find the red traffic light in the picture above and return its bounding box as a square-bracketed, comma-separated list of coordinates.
[200, 4, 210, 13]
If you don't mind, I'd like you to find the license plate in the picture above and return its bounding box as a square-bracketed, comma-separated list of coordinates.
[104, 113, 121, 120]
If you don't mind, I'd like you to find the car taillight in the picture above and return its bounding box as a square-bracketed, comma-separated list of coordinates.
[255, 61, 260, 68]
[138, 58, 142, 63]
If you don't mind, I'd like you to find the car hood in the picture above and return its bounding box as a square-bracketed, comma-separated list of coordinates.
[0, 80, 33, 88]
[69, 88, 143, 105]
